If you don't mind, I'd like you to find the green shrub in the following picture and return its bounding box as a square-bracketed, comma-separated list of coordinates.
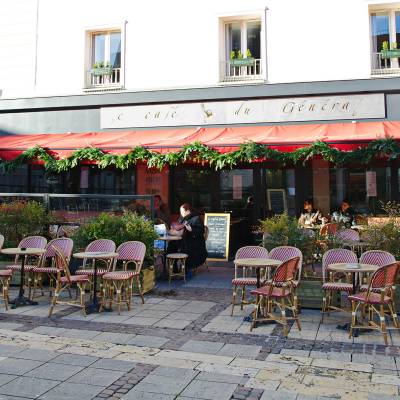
[0, 200, 51, 246]
[72, 211, 158, 267]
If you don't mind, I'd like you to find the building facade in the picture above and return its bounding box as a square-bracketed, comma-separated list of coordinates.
[1, 0, 400, 226]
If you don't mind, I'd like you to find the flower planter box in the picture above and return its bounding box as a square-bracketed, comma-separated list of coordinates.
[90, 67, 114, 76]
[230, 58, 255, 67]
[380, 49, 400, 59]
[132, 266, 156, 294]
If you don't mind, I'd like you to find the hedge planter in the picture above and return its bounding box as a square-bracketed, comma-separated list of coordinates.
[132, 266, 156, 294]
[230, 58, 255, 67]
[90, 67, 114, 76]
[380, 49, 400, 59]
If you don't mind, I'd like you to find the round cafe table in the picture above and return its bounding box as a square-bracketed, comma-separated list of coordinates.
[328, 262, 379, 333]
[233, 258, 282, 288]
[1, 247, 45, 308]
[157, 235, 182, 278]
[73, 251, 118, 314]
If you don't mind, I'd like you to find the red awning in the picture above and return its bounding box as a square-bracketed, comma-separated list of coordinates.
[0, 121, 399, 160]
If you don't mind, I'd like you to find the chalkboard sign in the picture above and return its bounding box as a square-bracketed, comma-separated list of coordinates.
[204, 213, 231, 261]
[267, 189, 287, 214]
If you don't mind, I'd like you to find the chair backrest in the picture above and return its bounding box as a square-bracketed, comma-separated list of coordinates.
[370, 262, 400, 290]
[321, 248, 358, 282]
[86, 239, 116, 253]
[16, 236, 48, 262]
[235, 246, 269, 260]
[359, 250, 395, 267]
[52, 245, 72, 284]
[44, 238, 74, 260]
[319, 223, 338, 236]
[336, 229, 360, 242]
[273, 256, 300, 285]
[115, 241, 146, 273]
[269, 246, 303, 282]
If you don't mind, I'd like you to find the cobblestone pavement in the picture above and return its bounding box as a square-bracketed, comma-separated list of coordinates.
[0, 272, 398, 399]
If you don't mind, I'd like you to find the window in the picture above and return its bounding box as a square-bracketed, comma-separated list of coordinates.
[370, 8, 400, 74]
[87, 30, 122, 88]
[222, 19, 262, 82]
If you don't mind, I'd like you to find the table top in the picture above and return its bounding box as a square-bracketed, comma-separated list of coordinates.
[158, 235, 182, 241]
[73, 251, 119, 259]
[234, 258, 282, 267]
[328, 263, 378, 273]
[342, 240, 369, 247]
[1, 247, 46, 256]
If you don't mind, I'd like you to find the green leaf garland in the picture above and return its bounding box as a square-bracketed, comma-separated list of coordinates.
[0, 138, 399, 173]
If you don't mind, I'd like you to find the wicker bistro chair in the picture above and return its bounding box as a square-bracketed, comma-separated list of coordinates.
[336, 229, 360, 242]
[321, 249, 358, 321]
[48, 246, 90, 317]
[101, 241, 146, 314]
[31, 238, 74, 298]
[231, 246, 269, 316]
[250, 256, 301, 336]
[0, 235, 12, 310]
[268, 246, 303, 310]
[7, 236, 48, 291]
[348, 262, 400, 345]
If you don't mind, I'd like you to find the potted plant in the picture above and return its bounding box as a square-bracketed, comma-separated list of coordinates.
[90, 61, 114, 76]
[230, 49, 255, 67]
[380, 41, 400, 59]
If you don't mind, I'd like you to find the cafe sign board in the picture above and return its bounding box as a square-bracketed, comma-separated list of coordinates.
[101, 94, 385, 129]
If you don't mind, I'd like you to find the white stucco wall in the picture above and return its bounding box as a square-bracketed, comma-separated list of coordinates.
[0, 0, 397, 98]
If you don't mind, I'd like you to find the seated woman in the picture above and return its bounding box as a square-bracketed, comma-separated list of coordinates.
[169, 203, 208, 273]
[331, 198, 356, 228]
[298, 199, 322, 227]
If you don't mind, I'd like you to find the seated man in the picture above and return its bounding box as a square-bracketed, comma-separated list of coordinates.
[331, 198, 356, 228]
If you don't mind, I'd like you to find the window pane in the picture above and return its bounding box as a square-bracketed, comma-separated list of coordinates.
[92, 33, 106, 64]
[371, 13, 389, 53]
[246, 21, 261, 58]
[396, 12, 400, 48]
[0, 166, 27, 193]
[227, 22, 241, 57]
[110, 32, 121, 68]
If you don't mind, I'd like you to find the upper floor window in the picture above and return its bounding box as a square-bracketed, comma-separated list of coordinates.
[371, 9, 400, 75]
[221, 19, 262, 82]
[86, 30, 123, 89]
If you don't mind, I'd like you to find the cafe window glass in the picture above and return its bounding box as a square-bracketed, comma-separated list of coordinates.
[172, 168, 213, 213]
[0, 165, 28, 193]
[87, 168, 135, 195]
[220, 169, 253, 215]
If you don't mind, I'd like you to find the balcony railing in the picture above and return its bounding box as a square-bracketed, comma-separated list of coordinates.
[371, 52, 400, 76]
[86, 68, 122, 89]
[220, 58, 263, 82]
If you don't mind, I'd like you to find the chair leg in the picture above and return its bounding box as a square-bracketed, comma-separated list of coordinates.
[48, 282, 60, 317]
[231, 285, 237, 316]
[388, 301, 399, 328]
[250, 297, 260, 332]
[2, 279, 9, 311]
[321, 291, 327, 322]
[136, 276, 145, 304]
[292, 294, 301, 331]
[349, 300, 356, 339]
[240, 286, 246, 310]
[281, 298, 288, 337]
[380, 304, 388, 346]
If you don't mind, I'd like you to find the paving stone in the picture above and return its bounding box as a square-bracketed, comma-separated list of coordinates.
[153, 319, 192, 329]
[0, 376, 60, 398]
[30, 326, 67, 336]
[0, 358, 43, 375]
[0, 374, 18, 386]
[91, 358, 136, 372]
[0, 322, 24, 331]
[151, 366, 199, 380]
[196, 372, 243, 384]
[0, 345, 24, 357]
[181, 379, 237, 400]
[93, 332, 136, 344]
[123, 317, 161, 326]
[51, 353, 99, 366]
[25, 362, 84, 381]
[122, 390, 175, 400]
[62, 329, 101, 339]
[40, 382, 105, 400]
[13, 348, 58, 362]
[218, 344, 262, 359]
[134, 374, 192, 396]
[126, 335, 169, 348]
[68, 367, 125, 387]
[179, 340, 225, 355]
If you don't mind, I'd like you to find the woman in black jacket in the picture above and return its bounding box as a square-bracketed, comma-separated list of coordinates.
[169, 203, 208, 272]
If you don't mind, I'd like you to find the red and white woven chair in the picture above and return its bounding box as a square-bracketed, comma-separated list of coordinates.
[75, 239, 116, 277]
[48, 246, 90, 317]
[31, 238, 74, 298]
[348, 262, 400, 345]
[336, 229, 360, 242]
[269, 246, 303, 310]
[231, 246, 269, 316]
[0, 235, 11, 310]
[250, 256, 301, 336]
[321, 248, 358, 321]
[101, 241, 146, 314]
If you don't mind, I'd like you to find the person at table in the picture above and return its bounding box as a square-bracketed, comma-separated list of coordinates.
[331, 198, 356, 228]
[298, 199, 321, 227]
[154, 195, 171, 227]
[168, 203, 207, 272]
